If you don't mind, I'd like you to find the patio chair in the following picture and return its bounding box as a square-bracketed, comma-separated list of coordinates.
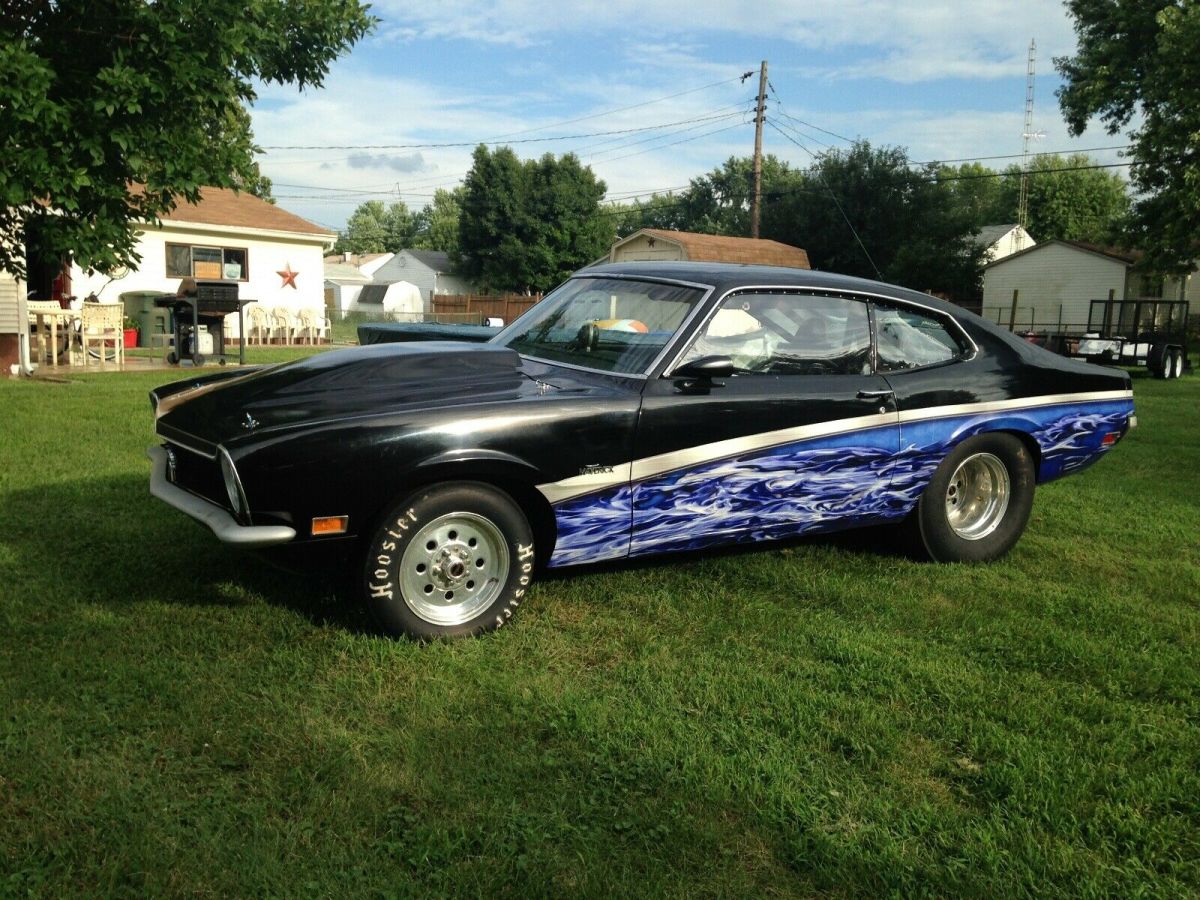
[295, 307, 329, 345]
[75, 302, 124, 369]
[270, 306, 295, 345]
[245, 303, 270, 346]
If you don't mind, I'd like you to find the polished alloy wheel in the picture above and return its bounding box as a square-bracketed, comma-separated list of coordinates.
[944, 452, 1011, 541]
[399, 512, 509, 625]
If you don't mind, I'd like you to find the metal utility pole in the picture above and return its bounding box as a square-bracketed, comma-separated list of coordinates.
[750, 60, 768, 239]
[1016, 39, 1038, 252]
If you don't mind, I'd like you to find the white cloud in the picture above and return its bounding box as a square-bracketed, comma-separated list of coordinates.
[370, 0, 1078, 82]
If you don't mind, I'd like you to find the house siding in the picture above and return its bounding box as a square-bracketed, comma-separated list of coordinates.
[982, 243, 1129, 332]
[0, 269, 19, 335]
[0, 267, 26, 372]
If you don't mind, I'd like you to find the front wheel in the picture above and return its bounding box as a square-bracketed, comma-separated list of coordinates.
[363, 482, 535, 639]
[912, 433, 1035, 563]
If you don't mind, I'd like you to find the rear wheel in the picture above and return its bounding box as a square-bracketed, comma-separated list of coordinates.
[363, 482, 535, 639]
[912, 433, 1035, 563]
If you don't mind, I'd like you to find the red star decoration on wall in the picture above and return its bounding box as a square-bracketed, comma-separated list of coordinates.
[277, 264, 299, 289]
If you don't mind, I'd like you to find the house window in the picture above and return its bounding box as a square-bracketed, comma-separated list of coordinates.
[166, 244, 248, 281]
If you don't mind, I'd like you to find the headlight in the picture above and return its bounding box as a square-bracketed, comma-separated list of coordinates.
[217, 446, 248, 518]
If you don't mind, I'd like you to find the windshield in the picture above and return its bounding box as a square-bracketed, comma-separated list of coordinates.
[495, 277, 707, 375]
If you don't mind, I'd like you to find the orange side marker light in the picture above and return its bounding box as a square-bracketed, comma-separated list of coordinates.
[311, 516, 349, 536]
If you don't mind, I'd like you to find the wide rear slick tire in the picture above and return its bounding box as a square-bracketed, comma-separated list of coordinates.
[363, 482, 535, 639]
[913, 433, 1035, 563]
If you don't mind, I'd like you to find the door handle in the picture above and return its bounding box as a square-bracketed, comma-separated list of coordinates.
[858, 388, 895, 415]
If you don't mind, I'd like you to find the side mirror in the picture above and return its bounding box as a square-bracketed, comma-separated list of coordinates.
[671, 355, 734, 392]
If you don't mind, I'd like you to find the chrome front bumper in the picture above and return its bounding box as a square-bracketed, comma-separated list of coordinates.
[147, 446, 296, 548]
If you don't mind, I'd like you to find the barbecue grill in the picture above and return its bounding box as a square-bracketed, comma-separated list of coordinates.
[156, 281, 252, 366]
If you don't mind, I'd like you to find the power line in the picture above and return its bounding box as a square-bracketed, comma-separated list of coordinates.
[922, 145, 1131, 165]
[260, 111, 752, 151]
[766, 81, 856, 144]
[766, 119, 882, 279]
[485, 74, 749, 140]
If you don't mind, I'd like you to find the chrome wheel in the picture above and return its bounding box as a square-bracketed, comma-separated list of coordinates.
[398, 512, 510, 626]
[944, 452, 1010, 541]
[1173, 352, 1184, 379]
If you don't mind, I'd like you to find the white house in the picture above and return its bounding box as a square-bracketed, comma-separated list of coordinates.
[982, 239, 1198, 332]
[975, 224, 1035, 262]
[71, 187, 336, 339]
[323, 252, 393, 311]
[370, 250, 474, 304]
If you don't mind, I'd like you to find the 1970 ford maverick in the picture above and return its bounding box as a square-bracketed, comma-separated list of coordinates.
[149, 263, 1135, 638]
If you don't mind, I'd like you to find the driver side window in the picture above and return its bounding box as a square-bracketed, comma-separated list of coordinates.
[680, 292, 873, 375]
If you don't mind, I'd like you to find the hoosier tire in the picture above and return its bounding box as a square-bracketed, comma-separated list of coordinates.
[363, 482, 535, 639]
[913, 433, 1036, 563]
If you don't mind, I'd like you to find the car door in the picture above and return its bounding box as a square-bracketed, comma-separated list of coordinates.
[630, 290, 901, 557]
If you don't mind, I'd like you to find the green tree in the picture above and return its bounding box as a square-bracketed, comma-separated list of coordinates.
[457, 146, 609, 293]
[768, 142, 986, 298]
[993, 154, 1129, 244]
[413, 188, 463, 254]
[457, 145, 527, 291]
[336, 201, 388, 254]
[335, 200, 418, 255]
[937, 162, 1008, 229]
[1056, 0, 1200, 272]
[0, 0, 374, 279]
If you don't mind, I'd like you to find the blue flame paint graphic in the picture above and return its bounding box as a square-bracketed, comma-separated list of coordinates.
[547, 398, 1133, 567]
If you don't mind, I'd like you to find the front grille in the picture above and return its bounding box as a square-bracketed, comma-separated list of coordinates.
[167, 442, 228, 509]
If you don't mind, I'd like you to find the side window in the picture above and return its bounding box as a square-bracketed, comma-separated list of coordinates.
[679, 292, 872, 375]
[874, 303, 963, 372]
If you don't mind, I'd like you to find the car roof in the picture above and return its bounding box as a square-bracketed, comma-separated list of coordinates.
[583, 261, 966, 319]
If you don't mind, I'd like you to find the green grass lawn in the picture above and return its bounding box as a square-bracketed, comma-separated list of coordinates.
[1, 367, 1197, 896]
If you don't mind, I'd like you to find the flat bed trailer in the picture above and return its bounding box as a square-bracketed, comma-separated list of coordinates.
[1029, 298, 1190, 379]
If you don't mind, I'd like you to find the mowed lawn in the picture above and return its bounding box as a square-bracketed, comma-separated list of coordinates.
[1, 363, 1196, 897]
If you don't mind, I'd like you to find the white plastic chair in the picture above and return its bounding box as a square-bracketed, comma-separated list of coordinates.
[75, 303, 124, 369]
[295, 307, 329, 345]
[270, 306, 295, 345]
[245, 304, 270, 345]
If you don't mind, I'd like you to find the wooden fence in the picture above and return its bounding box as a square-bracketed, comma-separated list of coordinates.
[431, 293, 543, 325]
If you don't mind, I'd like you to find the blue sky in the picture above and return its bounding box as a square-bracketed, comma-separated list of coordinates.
[249, 0, 1129, 232]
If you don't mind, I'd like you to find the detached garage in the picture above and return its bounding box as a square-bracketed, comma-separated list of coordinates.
[610, 229, 811, 269]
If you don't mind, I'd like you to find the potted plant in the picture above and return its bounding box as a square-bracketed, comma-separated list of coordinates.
[123, 316, 139, 349]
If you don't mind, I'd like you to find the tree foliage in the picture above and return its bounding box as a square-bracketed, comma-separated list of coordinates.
[412, 188, 463, 255]
[1057, 0, 1200, 272]
[0, 0, 374, 279]
[334, 201, 418, 255]
[938, 154, 1129, 244]
[456, 146, 610, 293]
[762, 142, 986, 298]
[336, 189, 465, 256]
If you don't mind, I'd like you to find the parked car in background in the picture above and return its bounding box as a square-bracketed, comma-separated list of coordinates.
[148, 263, 1136, 638]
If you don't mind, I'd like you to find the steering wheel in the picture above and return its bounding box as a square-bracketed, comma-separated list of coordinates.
[573, 322, 599, 352]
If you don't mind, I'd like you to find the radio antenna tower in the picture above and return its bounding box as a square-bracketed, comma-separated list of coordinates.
[1015, 38, 1042, 251]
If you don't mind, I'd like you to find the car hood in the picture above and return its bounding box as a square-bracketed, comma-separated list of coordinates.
[154, 342, 531, 447]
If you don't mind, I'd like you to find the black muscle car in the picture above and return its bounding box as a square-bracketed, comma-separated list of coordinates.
[149, 263, 1135, 638]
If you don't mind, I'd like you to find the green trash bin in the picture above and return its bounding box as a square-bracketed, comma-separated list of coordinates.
[120, 291, 170, 348]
